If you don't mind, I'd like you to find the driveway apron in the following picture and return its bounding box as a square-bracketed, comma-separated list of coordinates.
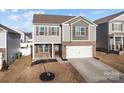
[69, 58, 124, 83]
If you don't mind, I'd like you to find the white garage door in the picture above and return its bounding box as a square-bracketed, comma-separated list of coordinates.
[66, 46, 93, 59]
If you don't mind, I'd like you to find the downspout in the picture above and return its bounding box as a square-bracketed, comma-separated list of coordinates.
[70, 24, 71, 42]
[60, 24, 62, 43]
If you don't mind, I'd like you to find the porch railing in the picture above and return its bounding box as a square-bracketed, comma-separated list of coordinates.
[111, 44, 124, 51]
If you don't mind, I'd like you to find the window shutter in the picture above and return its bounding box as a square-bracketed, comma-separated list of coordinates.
[49, 27, 51, 35]
[45, 26, 47, 36]
[47, 26, 49, 35]
[73, 27, 75, 36]
[36, 26, 39, 36]
[121, 24, 123, 31]
[112, 24, 114, 31]
[86, 27, 88, 35]
[57, 27, 59, 36]
[35, 45, 38, 53]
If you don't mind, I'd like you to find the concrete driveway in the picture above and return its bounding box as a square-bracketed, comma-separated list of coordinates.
[69, 58, 124, 83]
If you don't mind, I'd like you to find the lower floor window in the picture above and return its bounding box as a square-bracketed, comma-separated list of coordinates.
[39, 44, 49, 52]
[115, 37, 121, 45]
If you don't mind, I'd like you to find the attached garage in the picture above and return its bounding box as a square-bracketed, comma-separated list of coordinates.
[66, 46, 93, 59]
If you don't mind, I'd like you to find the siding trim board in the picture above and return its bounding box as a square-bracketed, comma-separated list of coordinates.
[62, 16, 79, 24]
[71, 19, 90, 25]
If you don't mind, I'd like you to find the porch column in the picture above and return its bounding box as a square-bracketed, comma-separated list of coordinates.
[121, 36, 123, 50]
[52, 43, 54, 58]
[113, 36, 116, 50]
[110, 38, 112, 50]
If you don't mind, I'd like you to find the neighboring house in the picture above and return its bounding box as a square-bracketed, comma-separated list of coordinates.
[16, 30, 32, 43]
[32, 14, 96, 61]
[16, 31, 32, 56]
[94, 11, 124, 54]
[0, 24, 20, 66]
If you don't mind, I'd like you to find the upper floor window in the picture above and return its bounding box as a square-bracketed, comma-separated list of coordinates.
[50, 27, 58, 35]
[75, 26, 86, 36]
[112, 22, 122, 31]
[40, 26, 45, 35]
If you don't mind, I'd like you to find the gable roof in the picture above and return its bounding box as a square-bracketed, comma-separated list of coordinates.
[33, 14, 75, 24]
[64, 16, 97, 26]
[94, 11, 124, 24]
[0, 24, 20, 34]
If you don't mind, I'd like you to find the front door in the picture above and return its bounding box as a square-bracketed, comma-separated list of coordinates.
[115, 37, 122, 51]
[54, 45, 61, 58]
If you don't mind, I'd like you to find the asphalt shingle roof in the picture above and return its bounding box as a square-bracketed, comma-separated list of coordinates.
[94, 11, 124, 24]
[33, 14, 75, 24]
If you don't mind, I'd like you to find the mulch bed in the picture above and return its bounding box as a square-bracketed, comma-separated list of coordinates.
[31, 59, 57, 66]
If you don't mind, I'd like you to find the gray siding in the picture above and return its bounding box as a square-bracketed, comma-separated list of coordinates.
[0, 31, 6, 48]
[62, 20, 96, 42]
[34, 24, 61, 44]
[7, 32, 20, 65]
[72, 20, 89, 40]
[90, 25, 96, 41]
[34, 36, 61, 44]
[62, 24, 71, 42]
[96, 23, 108, 49]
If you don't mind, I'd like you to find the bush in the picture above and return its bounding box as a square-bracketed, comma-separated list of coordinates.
[1, 60, 8, 71]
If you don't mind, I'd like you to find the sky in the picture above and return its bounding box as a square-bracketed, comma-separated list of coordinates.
[0, 9, 124, 32]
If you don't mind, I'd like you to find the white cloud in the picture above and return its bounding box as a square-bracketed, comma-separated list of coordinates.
[79, 13, 85, 16]
[9, 14, 19, 21]
[8, 10, 45, 32]
[12, 26, 20, 30]
[22, 10, 45, 21]
[11, 9, 18, 12]
[0, 9, 7, 12]
[21, 10, 45, 30]
[91, 11, 105, 14]
[68, 13, 72, 16]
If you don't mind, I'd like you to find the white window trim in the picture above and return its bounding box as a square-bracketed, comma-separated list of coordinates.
[75, 26, 86, 36]
[39, 26, 46, 36]
[115, 37, 121, 44]
[40, 45, 49, 53]
[112, 22, 122, 32]
[50, 26, 58, 36]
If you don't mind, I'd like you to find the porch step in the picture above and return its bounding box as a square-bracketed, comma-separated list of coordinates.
[56, 58, 68, 64]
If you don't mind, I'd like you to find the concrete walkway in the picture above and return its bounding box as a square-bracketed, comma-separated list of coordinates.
[69, 58, 124, 83]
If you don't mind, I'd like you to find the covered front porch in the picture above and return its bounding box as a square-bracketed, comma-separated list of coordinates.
[34, 43, 61, 60]
[110, 36, 124, 52]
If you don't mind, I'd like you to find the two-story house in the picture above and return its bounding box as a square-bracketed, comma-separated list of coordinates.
[32, 14, 96, 61]
[94, 11, 124, 54]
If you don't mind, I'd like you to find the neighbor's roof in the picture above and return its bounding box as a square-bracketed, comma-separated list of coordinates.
[94, 11, 124, 24]
[33, 14, 75, 24]
[0, 24, 20, 34]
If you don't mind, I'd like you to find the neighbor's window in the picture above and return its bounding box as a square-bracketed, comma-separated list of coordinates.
[39, 45, 49, 52]
[40, 26, 45, 35]
[112, 22, 122, 31]
[75, 26, 86, 36]
[115, 37, 121, 44]
[50, 27, 57, 35]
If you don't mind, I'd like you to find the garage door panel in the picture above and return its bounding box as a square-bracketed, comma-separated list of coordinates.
[66, 46, 92, 59]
